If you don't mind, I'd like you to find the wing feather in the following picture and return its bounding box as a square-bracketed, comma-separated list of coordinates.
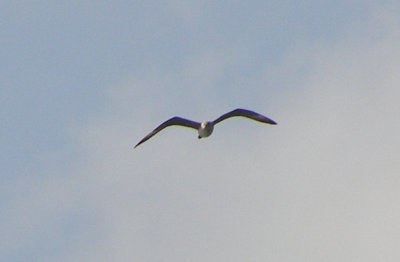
[135, 117, 200, 148]
[213, 108, 277, 125]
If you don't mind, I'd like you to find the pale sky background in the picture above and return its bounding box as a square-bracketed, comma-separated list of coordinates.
[1, 1, 400, 261]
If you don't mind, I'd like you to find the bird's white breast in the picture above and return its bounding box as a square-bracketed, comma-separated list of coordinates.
[198, 121, 213, 138]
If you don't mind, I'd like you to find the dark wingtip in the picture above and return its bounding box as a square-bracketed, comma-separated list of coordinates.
[265, 117, 277, 125]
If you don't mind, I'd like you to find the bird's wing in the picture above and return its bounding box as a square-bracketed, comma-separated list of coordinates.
[212, 108, 277, 125]
[135, 117, 200, 148]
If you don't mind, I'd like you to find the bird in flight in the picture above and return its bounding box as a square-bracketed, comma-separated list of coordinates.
[135, 108, 277, 148]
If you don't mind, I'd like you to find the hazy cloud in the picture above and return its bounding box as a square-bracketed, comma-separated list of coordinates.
[2, 2, 399, 262]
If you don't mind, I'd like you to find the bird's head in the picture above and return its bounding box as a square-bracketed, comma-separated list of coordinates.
[198, 121, 214, 138]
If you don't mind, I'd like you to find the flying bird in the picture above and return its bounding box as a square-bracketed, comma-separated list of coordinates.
[135, 108, 277, 148]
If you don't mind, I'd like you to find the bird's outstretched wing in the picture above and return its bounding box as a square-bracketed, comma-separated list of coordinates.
[213, 108, 277, 125]
[135, 117, 200, 148]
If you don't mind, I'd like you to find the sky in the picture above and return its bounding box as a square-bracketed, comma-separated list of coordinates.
[1, 1, 400, 261]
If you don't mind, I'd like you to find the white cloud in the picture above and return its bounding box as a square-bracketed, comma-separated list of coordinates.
[60, 5, 400, 261]
[2, 2, 400, 262]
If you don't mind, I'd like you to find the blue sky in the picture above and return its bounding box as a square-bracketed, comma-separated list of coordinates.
[1, 1, 400, 261]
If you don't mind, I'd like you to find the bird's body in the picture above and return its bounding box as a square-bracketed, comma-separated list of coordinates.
[135, 108, 277, 148]
[198, 121, 214, 139]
